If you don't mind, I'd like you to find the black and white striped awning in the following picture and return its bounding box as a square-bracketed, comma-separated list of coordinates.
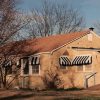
[59, 56, 71, 66]
[72, 55, 92, 65]
[31, 56, 40, 65]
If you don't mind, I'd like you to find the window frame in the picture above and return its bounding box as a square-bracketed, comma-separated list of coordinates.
[23, 57, 29, 75]
[4, 60, 12, 76]
[20, 55, 40, 76]
[31, 55, 40, 75]
[31, 64, 40, 75]
[20, 57, 29, 76]
[76, 65, 84, 72]
[84, 64, 93, 72]
[75, 54, 93, 72]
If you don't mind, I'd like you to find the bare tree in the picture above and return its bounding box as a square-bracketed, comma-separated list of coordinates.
[42, 66, 65, 89]
[0, 39, 29, 89]
[27, 0, 85, 38]
[0, 0, 30, 89]
[94, 21, 100, 33]
[0, 0, 30, 45]
[67, 70, 75, 87]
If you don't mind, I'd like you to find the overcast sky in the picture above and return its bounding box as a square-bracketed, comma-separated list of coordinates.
[20, 0, 100, 29]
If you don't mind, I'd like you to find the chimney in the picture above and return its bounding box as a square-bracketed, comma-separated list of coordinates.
[89, 27, 94, 31]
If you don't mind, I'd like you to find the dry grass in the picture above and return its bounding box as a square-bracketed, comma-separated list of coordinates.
[0, 89, 100, 100]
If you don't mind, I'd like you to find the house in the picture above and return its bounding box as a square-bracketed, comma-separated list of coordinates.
[1, 28, 100, 90]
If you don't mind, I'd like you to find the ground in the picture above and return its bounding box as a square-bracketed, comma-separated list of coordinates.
[1, 87, 100, 100]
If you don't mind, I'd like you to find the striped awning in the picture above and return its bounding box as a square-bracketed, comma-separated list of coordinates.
[31, 56, 40, 65]
[72, 55, 92, 65]
[59, 56, 71, 66]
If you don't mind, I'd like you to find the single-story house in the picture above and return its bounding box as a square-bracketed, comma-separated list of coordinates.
[1, 28, 100, 90]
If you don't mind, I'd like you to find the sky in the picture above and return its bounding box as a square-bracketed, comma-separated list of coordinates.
[20, 0, 100, 29]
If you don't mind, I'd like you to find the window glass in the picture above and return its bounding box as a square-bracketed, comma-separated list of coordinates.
[32, 65, 39, 74]
[60, 65, 66, 69]
[23, 57, 29, 74]
[31, 56, 40, 74]
[77, 65, 83, 71]
[7, 65, 12, 75]
[85, 64, 92, 71]
[3, 61, 12, 75]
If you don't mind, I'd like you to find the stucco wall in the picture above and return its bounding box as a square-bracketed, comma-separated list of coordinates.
[8, 32, 100, 89]
[24, 53, 51, 90]
[51, 32, 100, 88]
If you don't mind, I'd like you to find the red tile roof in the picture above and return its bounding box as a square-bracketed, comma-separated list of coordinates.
[0, 29, 90, 56]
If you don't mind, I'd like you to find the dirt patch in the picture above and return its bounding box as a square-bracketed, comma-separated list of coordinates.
[0, 89, 100, 100]
[87, 84, 100, 91]
[0, 89, 33, 100]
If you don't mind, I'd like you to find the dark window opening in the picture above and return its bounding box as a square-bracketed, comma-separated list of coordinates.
[7, 65, 12, 75]
[23, 57, 29, 74]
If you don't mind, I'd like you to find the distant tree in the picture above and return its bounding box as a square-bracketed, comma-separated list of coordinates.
[0, 0, 30, 45]
[94, 21, 100, 33]
[27, 0, 85, 38]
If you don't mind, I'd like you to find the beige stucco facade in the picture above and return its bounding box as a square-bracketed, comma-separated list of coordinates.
[7, 31, 100, 90]
[50, 31, 100, 89]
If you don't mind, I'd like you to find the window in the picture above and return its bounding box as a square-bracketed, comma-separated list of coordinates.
[16, 59, 21, 68]
[77, 65, 83, 71]
[3, 60, 12, 75]
[85, 64, 92, 71]
[77, 64, 92, 72]
[75, 55, 92, 72]
[7, 65, 12, 75]
[31, 56, 40, 74]
[32, 65, 39, 74]
[23, 57, 29, 74]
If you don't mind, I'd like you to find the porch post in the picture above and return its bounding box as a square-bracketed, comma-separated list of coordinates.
[29, 57, 32, 75]
[21, 59, 23, 76]
[20, 59, 24, 88]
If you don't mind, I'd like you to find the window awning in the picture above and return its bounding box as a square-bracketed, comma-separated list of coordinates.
[59, 56, 71, 66]
[72, 55, 92, 65]
[31, 56, 40, 65]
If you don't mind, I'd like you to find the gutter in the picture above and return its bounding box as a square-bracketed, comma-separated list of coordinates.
[51, 31, 90, 54]
[21, 30, 91, 56]
[25, 30, 91, 56]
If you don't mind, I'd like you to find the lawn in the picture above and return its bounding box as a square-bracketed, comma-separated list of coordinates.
[0, 89, 100, 100]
